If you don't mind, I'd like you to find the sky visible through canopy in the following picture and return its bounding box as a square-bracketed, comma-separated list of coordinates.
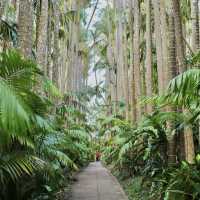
[87, 0, 107, 88]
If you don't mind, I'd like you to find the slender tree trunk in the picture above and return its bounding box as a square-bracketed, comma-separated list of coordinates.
[152, 0, 164, 94]
[160, 0, 168, 89]
[172, 0, 186, 73]
[167, 11, 177, 164]
[36, 0, 48, 74]
[145, 0, 153, 113]
[67, 0, 80, 92]
[47, 2, 53, 80]
[106, 1, 117, 113]
[191, 0, 200, 52]
[172, 0, 195, 164]
[115, 0, 125, 103]
[123, 14, 129, 120]
[52, 2, 60, 88]
[18, 0, 33, 58]
[129, 0, 136, 122]
[133, 0, 142, 122]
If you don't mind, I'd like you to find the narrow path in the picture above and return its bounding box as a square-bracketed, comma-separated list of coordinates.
[70, 162, 128, 200]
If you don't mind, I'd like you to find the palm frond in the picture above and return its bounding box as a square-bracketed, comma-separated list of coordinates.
[165, 69, 200, 108]
[0, 155, 44, 184]
[0, 78, 31, 135]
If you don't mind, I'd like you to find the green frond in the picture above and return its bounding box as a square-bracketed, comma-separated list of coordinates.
[165, 69, 200, 108]
[0, 155, 44, 184]
[43, 78, 62, 98]
[118, 141, 133, 159]
[0, 50, 40, 90]
[67, 129, 90, 141]
[0, 78, 31, 135]
[44, 148, 78, 170]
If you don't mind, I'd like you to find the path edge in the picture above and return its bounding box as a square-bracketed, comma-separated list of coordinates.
[102, 163, 129, 200]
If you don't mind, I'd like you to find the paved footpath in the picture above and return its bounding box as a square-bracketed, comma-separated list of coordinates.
[70, 162, 128, 200]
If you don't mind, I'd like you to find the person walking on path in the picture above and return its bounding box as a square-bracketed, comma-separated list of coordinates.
[96, 151, 101, 161]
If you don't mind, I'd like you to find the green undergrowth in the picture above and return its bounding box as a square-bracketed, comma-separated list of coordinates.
[110, 161, 200, 200]
[0, 51, 93, 200]
[110, 167, 150, 200]
[121, 177, 149, 200]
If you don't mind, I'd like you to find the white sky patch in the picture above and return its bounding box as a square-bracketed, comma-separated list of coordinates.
[86, 0, 107, 88]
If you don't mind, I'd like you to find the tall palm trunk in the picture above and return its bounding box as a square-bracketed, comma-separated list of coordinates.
[129, 0, 136, 122]
[18, 0, 33, 58]
[106, 1, 117, 113]
[52, 2, 60, 88]
[67, 0, 80, 92]
[133, 0, 142, 122]
[115, 0, 125, 103]
[167, 10, 177, 164]
[172, 0, 195, 164]
[172, 0, 186, 73]
[36, 0, 48, 74]
[160, 0, 168, 88]
[145, 0, 153, 113]
[152, 0, 164, 94]
[191, 0, 200, 52]
[122, 6, 129, 120]
[47, 2, 53, 80]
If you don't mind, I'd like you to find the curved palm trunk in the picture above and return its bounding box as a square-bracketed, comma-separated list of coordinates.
[18, 0, 33, 58]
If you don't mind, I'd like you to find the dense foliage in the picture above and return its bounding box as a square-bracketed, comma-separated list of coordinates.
[0, 51, 92, 200]
[1, 0, 200, 200]
[97, 52, 200, 200]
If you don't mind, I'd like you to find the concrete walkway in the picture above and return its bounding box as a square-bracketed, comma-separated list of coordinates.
[70, 162, 128, 200]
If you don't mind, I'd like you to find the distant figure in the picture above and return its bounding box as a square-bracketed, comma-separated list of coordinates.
[96, 151, 101, 161]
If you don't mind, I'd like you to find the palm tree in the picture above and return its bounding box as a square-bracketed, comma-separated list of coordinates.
[67, 0, 81, 92]
[129, 0, 136, 122]
[122, 5, 129, 120]
[18, 0, 33, 58]
[133, 0, 142, 121]
[172, 0, 195, 164]
[47, 1, 53, 80]
[145, 0, 153, 113]
[167, 7, 177, 164]
[172, 0, 186, 73]
[152, 0, 164, 94]
[115, 0, 125, 103]
[36, 0, 49, 74]
[160, 0, 168, 89]
[191, 0, 200, 52]
[52, 2, 60, 88]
